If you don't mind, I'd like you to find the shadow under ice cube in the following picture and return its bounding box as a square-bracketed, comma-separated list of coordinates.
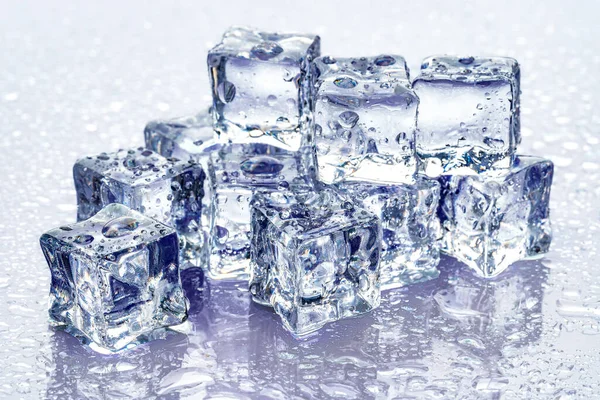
[438, 156, 553, 277]
[74, 147, 205, 264]
[413, 56, 520, 176]
[337, 177, 442, 290]
[39, 204, 188, 352]
[208, 26, 320, 151]
[250, 186, 381, 336]
[207, 144, 309, 281]
[312, 55, 418, 184]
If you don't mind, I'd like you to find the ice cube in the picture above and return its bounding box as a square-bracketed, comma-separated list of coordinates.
[144, 110, 221, 164]
[438, 156, 553, 277]
[336, 177, 441, 290]
[39, 204, 188, 352]
[250, 185, 381, 335]
[208, 26, 320, 151]
[73, 147, 205, 263]
[413, 55, 520, 176]
[312, 55, 418, 184]
[144, 111, 221, 260]
[207, 144, 310, 281]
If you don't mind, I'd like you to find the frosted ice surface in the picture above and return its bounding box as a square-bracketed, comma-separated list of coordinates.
[39, 204, 188, 352]
[413, 55, 520, 176]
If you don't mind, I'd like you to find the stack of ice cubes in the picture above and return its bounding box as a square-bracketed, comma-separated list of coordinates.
[40, 26, 554, 351]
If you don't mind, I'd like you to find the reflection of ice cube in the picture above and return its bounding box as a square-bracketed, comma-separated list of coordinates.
[433, 257, 548, 346]
[413, 56, 520, 176]
[40, 204, 187, 352]
[337, 177, 441, 290]
[74, 147, 205, 264]
[438, 156, 553, 277]
[208, 27, 320, 151]
[250, 185, 381, 335]
[313, 55, 418, 184]
[46, 328, 189, 399]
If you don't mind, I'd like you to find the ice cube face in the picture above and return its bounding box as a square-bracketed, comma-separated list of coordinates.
[74, 148, 205, 263]
[336, 177, 441, 290]
[250, 186, 381, 336]
[312, 55, 418, 184]
[438, 156, 553, 277]
[207, 144, 310, 281]
[144, 110, 221, 164]
[208, 26, 320, 151]
[413, 56, 520, 176]
[39, 204, 188, 352]
[144, 112, 221, 260]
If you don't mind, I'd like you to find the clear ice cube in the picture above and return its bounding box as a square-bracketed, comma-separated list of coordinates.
[208, 26, 320, 151]
[144, 111, 222, 261]
[336, 177, 441, 290]
[144, 110, 221, 164]
[438, 156, 553, 277]
[312, 55, 418, 184]
[250, 185, 381, 336]
[206, 144, 311, 281]
[413, 55, 521, 176]
[74, 147, 205, 263]
[39, 204, 188, 352]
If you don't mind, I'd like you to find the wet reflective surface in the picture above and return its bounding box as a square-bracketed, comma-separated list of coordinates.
[1, 1, 599, 398]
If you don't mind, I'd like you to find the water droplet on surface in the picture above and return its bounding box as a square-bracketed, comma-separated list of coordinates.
[458, 56, 475, 65]
[102, 217, 140, 238]
[250, 41, 284, 60]
[73, 234, 94, 245]
[267, 95, 277, 106]
[334, 77, 358, 89]
[240, 156, 284, 176]
[373, 55, 396, 66]
[338, 111, 359, 127]
[217, 81, 236, 103]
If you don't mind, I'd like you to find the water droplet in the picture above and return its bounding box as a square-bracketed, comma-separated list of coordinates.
[73, 234, 94, 245]
[334, 77, 358, 89]
[240, 156, 285, 176]
[374, 55, 396, 66]
[321, 56, 337, 64]
[250, 41, 284, 60]
[483, 137, 505, 149]
[102, 217, 140, 238]
[395, 132, 407, 144]
[338, 111, 359, 127]
[476, 103, 484, 110]
[267, 95, 277, 106]
[217, 81, 236, 103]
[458, 56, 475, 65]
